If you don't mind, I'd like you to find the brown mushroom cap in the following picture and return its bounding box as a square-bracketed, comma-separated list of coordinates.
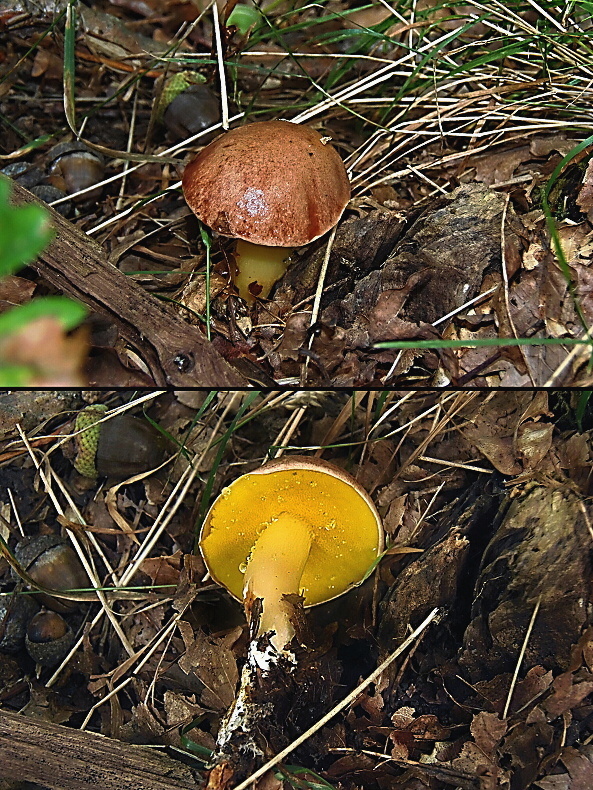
[182, 121, 351, 247]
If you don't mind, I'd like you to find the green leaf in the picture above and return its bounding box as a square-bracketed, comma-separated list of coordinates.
[0, 296, 87, 337]
[0, 364, 37, 386]
[227, 4, 260, 35]
[0, 177, 54, 276]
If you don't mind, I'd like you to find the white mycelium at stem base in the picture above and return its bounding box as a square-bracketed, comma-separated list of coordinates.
[233, 239, 292, 304]
[243, 513, 312, 652]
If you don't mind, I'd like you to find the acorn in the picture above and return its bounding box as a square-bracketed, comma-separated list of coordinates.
[158, 73, 220, 141]
[13, 536, 89, 613]
[29, 183, 72, 217]
[0, 594, 40, 653]
[73, 405, 168, 480]
[163, 84, 220, 141]
[25, 610, 75, 667]
[46, 141, 104, 200]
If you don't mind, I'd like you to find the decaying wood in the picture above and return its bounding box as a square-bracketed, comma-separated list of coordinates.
[376, 474, 506, 659]
[266, 185, 525, 382]
[8, 180, 247, 387]
[274, 206, 406, 307]
[0, 708, 201, 790]
[325, 183, 522, 329]
[459, 481, 593, 681]
[377, 478, 592, 687]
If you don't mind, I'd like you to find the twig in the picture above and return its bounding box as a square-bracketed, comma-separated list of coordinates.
[543, 325, 593, 386]
[502, 595, 541, 719]
[301, 224, 339, 385]
[212, 2, 229, 130]
[15, 424, 135, 658]
[115, 85, 139, 212]
[8, 180, 246, 386]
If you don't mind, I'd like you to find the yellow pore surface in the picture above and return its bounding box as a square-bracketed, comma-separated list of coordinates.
[200, 467, 381, 606]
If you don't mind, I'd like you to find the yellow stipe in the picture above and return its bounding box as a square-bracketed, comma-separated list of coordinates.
[234, 239, 292, 303]
[243, 512, 312, 647]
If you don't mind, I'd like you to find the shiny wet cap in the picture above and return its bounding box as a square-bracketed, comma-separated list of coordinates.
[199, 455, 383, 607]
[182, 121, 351, 247]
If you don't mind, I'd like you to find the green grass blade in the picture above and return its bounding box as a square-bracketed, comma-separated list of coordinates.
[63, 0, 78, 134]
[374, 337, 591, 350]
[199, 222, 213, 341]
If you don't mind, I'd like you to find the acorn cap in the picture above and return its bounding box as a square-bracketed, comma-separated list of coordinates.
[182, 121, 351, 247]
[46, 140, 104, 168]
[199, 455, 383, 608]
[73, 404, 107, 477]
[13, 535, 71, 572]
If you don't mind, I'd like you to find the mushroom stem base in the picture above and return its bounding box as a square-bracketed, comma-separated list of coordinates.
[233, 239, 292, 303]
[207, 629, 320, 788]
[214, 637, 293, 760]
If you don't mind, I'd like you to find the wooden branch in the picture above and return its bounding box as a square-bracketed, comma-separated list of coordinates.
[0, 708, 202, 790]
[8, 180, 247, 387]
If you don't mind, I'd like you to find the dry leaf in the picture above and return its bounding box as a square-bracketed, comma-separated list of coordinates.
[177, 626, 239, 711]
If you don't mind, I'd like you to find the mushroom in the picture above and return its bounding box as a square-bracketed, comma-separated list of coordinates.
[182, 120, 351, 303]
[199, 455, 383, 776]
[201, 454, 383, 650]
